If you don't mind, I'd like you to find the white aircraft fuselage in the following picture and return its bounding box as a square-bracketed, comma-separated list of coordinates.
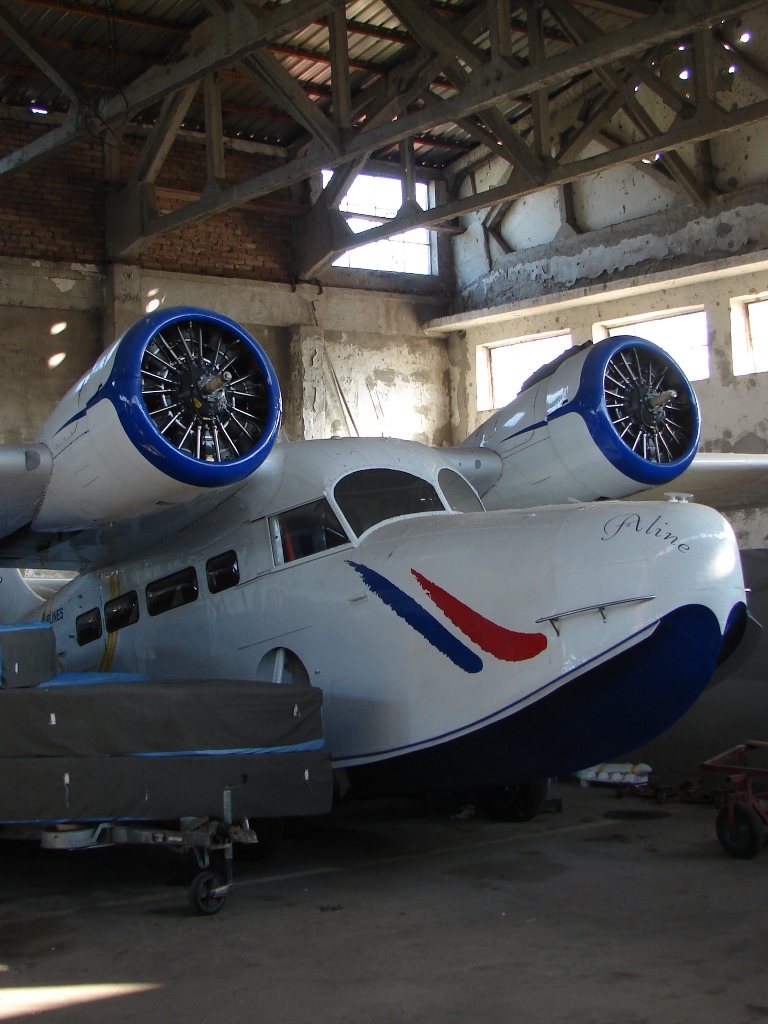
[35, 437, 745, 795]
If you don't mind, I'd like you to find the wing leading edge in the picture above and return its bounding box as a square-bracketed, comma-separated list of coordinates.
[634, 453, 768, 510]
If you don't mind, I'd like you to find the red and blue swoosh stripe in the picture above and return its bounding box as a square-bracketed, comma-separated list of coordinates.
[347, 561, 547, 674]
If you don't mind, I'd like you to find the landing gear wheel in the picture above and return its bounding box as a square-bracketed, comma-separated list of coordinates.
[478, 780, 549, 822]
[716, 802, 765, 859]
[189, 870, 227, 915]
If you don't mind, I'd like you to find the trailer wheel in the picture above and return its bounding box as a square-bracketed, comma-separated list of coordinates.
[189, 871, 227, 915]
[716, 803, 765, 860]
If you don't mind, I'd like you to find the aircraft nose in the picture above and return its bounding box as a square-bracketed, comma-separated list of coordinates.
[544, 500, 744, 673]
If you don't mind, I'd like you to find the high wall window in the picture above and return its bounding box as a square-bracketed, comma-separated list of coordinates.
[321, 172, 435, 275]
[601, 309, 710, 381]
[732, 295, 768, 376]
[477, 332, 573, 411]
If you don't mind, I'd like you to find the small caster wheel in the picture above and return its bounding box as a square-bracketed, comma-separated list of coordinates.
[189, 870, 227, 915]
[716, 802, 765, 860]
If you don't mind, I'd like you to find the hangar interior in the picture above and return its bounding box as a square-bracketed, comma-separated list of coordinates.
[1, 0, 768, 1018]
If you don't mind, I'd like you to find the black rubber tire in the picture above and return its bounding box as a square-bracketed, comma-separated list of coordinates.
[189, 871, 227, 915]
[716, 802, 765, 860]
[478, 780, 549, 822]
[239, 817, 284, 862]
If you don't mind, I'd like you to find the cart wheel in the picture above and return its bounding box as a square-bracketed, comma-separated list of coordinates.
[716, 802, 765, 860]
[189, 871, 227, 915]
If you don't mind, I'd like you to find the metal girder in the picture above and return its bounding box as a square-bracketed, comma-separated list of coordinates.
[351, 0, 765, 156]
[204, 72, 226, 184]
[557, 85, 628, 161]
[623, 94, 709, 205]
[547, 0, 709, 203]
[527, 2, 552, 162]
[102, 0, 764, 257]
[0, 0, 341, 180]
[291, 95, 768, 262]
[383, 0, 544, 182]
[239, 49, 342, 153]
[328, 6, 352, 133]
[488, 0, 514, 60]
[0, 1, 84, 103]
[355, 1, 488, 131]
[129, 82, 199, 186]
[595, 126, 681, 193]
[384, 0, 489, 73]
[546, 0, 691, 112]
[0, 105, 82, 181]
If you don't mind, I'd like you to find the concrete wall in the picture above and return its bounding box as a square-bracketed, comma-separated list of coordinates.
[0, 258, 104, 444]
[0, 257, 450, 449]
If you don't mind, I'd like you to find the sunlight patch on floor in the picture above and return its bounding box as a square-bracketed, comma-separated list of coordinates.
[0, 982, 160, 1018]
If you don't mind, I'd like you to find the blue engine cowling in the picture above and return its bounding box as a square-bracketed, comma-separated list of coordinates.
[105, 306, 282, 488]
[460, 335, 701, 510]
[33, 307, 283, 531]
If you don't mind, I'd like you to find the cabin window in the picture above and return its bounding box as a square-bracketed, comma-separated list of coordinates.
[76, 607, 102, 646]
[146, 567, 199, 616]
[269, 498, 349, 565]
[320, 171, 436, 275]
[104, 591, 140, 633]
[731, 295, 768, 376]
[334, 469, 445, 537]
[207, 550, 240, 593]
[438, 469, 484, 512]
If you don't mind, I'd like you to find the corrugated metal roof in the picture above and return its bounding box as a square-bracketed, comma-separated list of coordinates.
[0, 0, 635, 167]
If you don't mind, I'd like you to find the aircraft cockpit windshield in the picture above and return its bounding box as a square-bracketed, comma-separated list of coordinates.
[437, 469, 484, 513]
[270, 498, 349, 565]
[334, 468, 452, 538]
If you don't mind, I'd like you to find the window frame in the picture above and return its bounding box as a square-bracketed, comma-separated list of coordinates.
[206, 550, 241, 594]
[104, 591, 140, 634]
[76, 607, 102, 647]
[476, 330, 574, 412]
[437, 468, 485, 512]
[333, 468, 449, 539]
[319, 170, 439, 277]
[146, 566, 199, 617]
[731, 292, 768, 376]
[268, 496, 352, 570]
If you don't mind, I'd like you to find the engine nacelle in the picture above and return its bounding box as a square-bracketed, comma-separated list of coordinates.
[33, 307, 282, 531]
[462, 336, 701, 510]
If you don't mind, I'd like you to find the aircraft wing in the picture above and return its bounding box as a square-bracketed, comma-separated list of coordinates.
[0, 445, 53, 541]
[633, 453, 768, 511]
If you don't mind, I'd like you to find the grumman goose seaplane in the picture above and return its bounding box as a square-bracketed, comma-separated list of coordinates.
[0, 306, 756, 820]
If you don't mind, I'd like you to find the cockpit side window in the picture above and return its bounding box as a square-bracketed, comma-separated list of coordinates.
[438, 468, 485, 512]
[334, 469, 446, 537]
[270, 498, 349, 565]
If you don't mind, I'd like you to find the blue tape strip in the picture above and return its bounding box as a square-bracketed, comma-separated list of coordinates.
[0, 623, 52, 632]
[39, 672, 149, 688]
[128, 739, 325, 757]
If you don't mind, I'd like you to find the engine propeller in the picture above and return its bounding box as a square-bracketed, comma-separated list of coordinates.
[140, 319, 271, 464]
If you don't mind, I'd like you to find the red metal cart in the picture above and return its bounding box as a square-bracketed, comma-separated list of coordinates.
[701, 741, 768, 859]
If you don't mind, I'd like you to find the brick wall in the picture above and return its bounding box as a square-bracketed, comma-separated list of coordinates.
[0, 120, 104, 263]
[0, 120, 294, 281]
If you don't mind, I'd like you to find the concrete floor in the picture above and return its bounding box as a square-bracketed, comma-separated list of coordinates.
[0, 782, 765, 1023]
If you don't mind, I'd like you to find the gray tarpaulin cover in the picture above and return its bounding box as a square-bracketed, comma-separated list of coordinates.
[0, 679, 333, 823]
